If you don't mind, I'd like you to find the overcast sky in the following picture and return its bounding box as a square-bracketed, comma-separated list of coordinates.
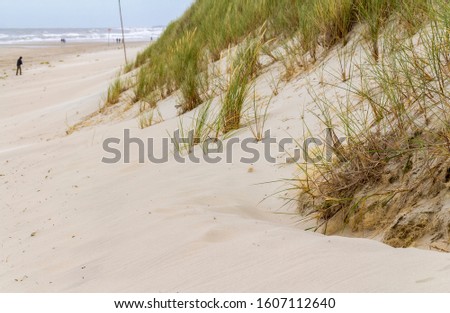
[0, 0, 194, 28]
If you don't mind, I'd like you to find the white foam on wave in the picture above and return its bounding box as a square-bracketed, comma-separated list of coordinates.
[0, 27, 164, 44]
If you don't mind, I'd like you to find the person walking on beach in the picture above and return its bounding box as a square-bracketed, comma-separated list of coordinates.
[16, 56, 23, 76]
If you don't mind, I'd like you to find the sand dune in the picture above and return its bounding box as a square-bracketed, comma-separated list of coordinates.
[1, 42, 450, 292]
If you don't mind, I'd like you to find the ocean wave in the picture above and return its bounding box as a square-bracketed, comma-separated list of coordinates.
[0, 27, 164, 44]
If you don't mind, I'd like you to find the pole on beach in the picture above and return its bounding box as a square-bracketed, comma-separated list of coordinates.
[118, 0, 128, 64]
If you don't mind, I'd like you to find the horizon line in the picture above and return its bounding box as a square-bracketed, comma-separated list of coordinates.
[0, 25, 166, 29]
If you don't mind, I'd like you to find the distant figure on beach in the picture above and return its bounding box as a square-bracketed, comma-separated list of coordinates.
[61, 38, 66, 43]
[16, 56, 23, 76]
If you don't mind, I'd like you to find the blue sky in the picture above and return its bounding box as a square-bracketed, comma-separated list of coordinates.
[0, 0, 194, 28]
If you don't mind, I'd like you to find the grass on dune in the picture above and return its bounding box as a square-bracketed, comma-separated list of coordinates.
[297, 0, 450, 245]
[171, 29, 208, 113]
[245, 88, 272, 142]
[104, 78, 126, 108]
[128, 0, 355, 117]
[125, 0, 438, 122]
[98, 0, 450, 246]
[138, 107, 163, 129]
[221, 34, 263, 133]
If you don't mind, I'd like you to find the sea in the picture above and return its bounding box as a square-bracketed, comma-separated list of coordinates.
[0, 27, 164, 44]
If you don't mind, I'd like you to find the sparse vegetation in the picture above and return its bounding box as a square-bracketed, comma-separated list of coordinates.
[112, 0, 442, 116]
[170, 100, 216, 155]
[297, 0, 450, 248]
[171, 29, 208, 113]
[221, 35, 263, 133]
[245, 89, 272, 142]
[138, 107, 163, 129]
[105, 78, 125, 107]
[96, 0, 450, 248]
[123, 62, 134, 74]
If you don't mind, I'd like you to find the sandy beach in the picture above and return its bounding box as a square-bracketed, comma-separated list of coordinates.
[1, 40, 450, 293]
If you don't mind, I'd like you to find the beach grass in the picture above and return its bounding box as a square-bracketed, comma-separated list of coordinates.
[105, 78, 125, 106]
[221, 35, 263, 133]
[171, 29, 208, 113]
[297, 0, 450, 242]
[101, 0, 450, 245]
[113, 0, 441, 117]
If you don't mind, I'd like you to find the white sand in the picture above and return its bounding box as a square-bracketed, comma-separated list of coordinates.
[1, 42, 450, 292]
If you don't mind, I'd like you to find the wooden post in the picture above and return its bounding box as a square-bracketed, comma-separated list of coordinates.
[118, 0, 128, 64]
